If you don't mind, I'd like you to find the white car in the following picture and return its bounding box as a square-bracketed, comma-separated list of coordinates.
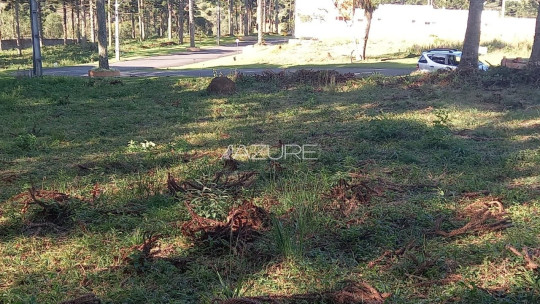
[417, 48, 489, 72]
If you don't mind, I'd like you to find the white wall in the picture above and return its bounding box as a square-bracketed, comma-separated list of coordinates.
[295, 1, 536, 43]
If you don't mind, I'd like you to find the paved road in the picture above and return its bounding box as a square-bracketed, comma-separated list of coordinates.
[42, 40, 414, 78]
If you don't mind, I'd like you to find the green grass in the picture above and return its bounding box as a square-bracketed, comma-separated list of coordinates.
[0, 35, 278, 73]
[1, 70, 540, 303]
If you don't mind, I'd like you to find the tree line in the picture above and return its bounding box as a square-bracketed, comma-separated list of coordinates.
[0, 0, 296, 52]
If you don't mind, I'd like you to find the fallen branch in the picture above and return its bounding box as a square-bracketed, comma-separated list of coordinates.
[435, 200, 512, 237]
[506, 245, 539, 270]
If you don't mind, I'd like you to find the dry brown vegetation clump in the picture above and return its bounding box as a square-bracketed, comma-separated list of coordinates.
[435, 196, 512, 237]
[121, 233, 188, 271]
[167, 171, 258, 196]
[213, 281, 390, 304]
[324, 173, 383, 223]
[10, 186, 73, 234]
[181, 200, 270, 246]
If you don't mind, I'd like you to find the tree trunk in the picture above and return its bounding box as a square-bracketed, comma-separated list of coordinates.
[257, 0, 263, 44]
[362, 9, 373, 60]
[288, 0, 293, 35]
[138, 0, 145, 40]
[76, 2, 81, 43]
[0, 5, 3, 51]
[167, 0, 173, 39]
[131, 12, 136, 39]
[71, 3, 76, 41]
[81, 0, 87, 45]
[274, 0, 279, 33]
[189, 0, 195, 47]
[37, 0, 44, 47]
[90, 0, 96, 42]
[14, 0, 22, 56]
[229, 0, 234, 35]
[529, 4, 540, 66]
[244, 0, 249, 36]
[459, 0, 484, 70]
[96, 0, 109, 69]
[107, 0, 112, 47]
[63, 1, 68, 45]
[236, 2, 240, 35]
[178, 0, 184, 44]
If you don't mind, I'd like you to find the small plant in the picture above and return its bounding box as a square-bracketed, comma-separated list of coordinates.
[215, 271, 245, 300]
[15, 133, 38, 150]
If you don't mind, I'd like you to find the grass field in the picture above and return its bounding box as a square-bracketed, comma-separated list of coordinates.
[1, 70, 540, 303]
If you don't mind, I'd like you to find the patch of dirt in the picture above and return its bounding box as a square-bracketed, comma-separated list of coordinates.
[207, 77, 236, 95]
[435, 197, 512, 237]
[213, 281, 390, 304]
[59, 293, 101, 304]
[181, 200, 270, 247]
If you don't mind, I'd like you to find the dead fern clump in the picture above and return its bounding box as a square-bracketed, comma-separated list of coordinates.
[11, 186, 73, 234]
[324, 176, 381, 219]
[167, 170, 258, 197]
[212, 281, 390, 304]
[237, 69, 355, 88]
[122, 233, 188, 272]
[435, 197, 512, 237]
[367, 240, 417, 269]
[181, 200, 270, 249]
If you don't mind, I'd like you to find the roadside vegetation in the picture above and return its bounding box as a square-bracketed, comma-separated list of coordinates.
[0, 36, 255, 72]
[1, 68, 539, 303]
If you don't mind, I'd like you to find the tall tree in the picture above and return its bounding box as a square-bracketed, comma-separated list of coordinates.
[529, 3, 540, 66]
[257, 0, 263, 44]
[189, 0, 195, 47]
[167, 0, 172, 39]
[274, 0, 278, 33]
[359, 0, 376, 60]
[0, 3, 4, 51]
[334, 0, 378, 60]
[37, 0, 44, 47]
[228, 0, 234, 35]
[459, 0, 484, 69]
[243, 0, 249, 36]
[71, 2, 76, 41]
[63, 0, 68, 44]
[96, 0, 109, 68]
[76, 0, 81, 43]
[107, 0, 112, 47]
[14, 0, 22, 55]
[81, 0, 87, 45]
[178, 0, 184, 44]
[138, 0, 145, 40]
[90, 0, 95, 42]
